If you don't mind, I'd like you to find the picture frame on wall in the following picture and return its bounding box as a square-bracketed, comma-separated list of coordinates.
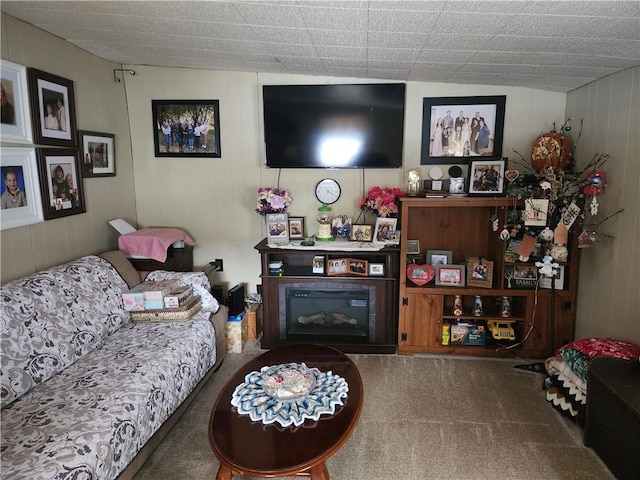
[373, 217, 398, 243]
[467, 158, 507, 195]
[151, 100, 221, 158]
[1, 60, 33, 144]
[420, 95, 506, 165]
[288, 216, 304, 240]
[36, 148, 86, 220]
[1, 147, 44, 230]
[79, 130, 116, 178]
[27, 68, 77, 147]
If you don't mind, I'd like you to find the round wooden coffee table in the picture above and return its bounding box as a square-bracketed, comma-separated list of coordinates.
[208, 344, 363, 480]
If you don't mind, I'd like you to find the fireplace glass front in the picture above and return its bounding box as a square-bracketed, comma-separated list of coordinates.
[282, 285, 374, 344]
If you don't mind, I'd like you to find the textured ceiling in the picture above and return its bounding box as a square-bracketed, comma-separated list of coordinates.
[2, 0, 639, 92]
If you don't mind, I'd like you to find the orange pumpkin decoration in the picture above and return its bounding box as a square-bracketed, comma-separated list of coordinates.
[531, 131, 572, 172]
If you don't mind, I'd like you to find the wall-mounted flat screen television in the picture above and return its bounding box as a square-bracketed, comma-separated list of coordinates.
[263, 83, 405, 169]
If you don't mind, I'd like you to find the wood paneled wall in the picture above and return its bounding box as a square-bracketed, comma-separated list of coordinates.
[566, 67, 640, 344]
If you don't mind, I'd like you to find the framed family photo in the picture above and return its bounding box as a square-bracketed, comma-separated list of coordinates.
[1, 147, 44, 230]
[79, 130, 115, 178]
[467, 158, 507, 195]
[373, 217, 398, 243]
[288, 216, 305, 239]
[265, 212, 288, 244]
[420, 95, 506, 165]
[1, 60, 33, 144]
[28, 68, 77, 147]
[36, 148, 85, 220]
[427, 249, 453, 265]
[435, 264, 466, 287]
[350, 224, 373, 242]
[151, 100, 221, 158]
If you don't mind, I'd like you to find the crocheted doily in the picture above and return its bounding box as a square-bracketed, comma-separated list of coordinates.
[230, 362, 349, 427]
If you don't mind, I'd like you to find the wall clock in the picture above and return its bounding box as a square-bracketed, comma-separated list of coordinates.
[315, 178, 341, 205]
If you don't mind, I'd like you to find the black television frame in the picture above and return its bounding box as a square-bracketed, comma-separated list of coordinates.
[262, 83, 406, 169]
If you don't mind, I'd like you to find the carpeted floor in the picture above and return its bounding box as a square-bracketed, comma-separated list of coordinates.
[134, 341, 614, 480]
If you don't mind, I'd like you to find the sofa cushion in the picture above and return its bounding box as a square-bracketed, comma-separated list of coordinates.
[0, 311, 217, 480]
[1, 256, 129, 408]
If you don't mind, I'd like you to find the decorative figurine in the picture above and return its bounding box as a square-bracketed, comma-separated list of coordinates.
[473, 296, 483, 316]
[452, 295, 463, 316]
[501, 296, 512, 317]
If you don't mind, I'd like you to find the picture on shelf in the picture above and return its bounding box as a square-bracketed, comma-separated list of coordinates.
[288, 216, 304, 240]
[426, 249, 452, 265]
[327, 258, 348, 276]
[467, 158, 507, 195]
[373, 217, 398, 243]
[348, 259, 368, 276]
[466, 257, 494, 288]
[266, 212, 289, 244]
[504, 265, 538, 289]
[435, 265, 466, 287]
[407, 240, 420, 254]
[369, 263, 385, 276]
[350, 224, 373, 242]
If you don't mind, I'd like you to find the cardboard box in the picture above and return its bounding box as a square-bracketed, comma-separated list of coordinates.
[245, 304, 263, 341]
[226, 310, 247, 353]
[450, 323, 486, 346]
[164, 285, 193, 308]
[122, 280, 179, 311]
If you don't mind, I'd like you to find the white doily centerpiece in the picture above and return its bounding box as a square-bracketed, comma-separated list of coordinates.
[230, 362, 349, 427]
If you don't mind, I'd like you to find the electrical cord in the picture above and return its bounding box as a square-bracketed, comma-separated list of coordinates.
[495, 277, 541, 352]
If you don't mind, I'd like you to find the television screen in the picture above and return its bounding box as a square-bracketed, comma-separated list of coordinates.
[263, 83, 405, 168]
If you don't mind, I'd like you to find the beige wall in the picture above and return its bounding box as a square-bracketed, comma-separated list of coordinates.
[566, 67, 640, 344]
[123, 66, 567, 293]
[1, 14, 136, 283]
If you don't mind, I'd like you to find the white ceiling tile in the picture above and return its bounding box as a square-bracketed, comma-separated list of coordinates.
[1, 0, 638, 92]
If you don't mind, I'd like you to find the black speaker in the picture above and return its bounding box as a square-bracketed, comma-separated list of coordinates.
[227, 284, 245, 317]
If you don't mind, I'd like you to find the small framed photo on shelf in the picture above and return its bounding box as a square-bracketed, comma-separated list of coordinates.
[435, 265, 466, 287]
[350, 224, 373, 242]
[348, 258, 368, 276]
[312, 255, 325, 274]
[327, 258, 348, 276]
[407, 263, 435, 286]
[466, 257, 494, 288]
[407, 240, 420, 254]
[288, 216, 305, 239]
[369, 263, 385, 276]
[504, 265, 538, 289]
[266, 212, 289, 244]
[373, 217, 398, 243]
[539, 265, 565, 290]
[426, 249, 452, 265]
[467, 158, 507, 195]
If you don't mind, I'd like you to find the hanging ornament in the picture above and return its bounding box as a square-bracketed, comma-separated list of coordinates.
[539, 227, 554, 242]
[578, 230, 590, 248]
[584, 171, 606, 195]
[590, 196, 599, 215]
[500, 228, 510, 240]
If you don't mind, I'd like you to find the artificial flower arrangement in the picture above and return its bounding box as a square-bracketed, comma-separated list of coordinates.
[359, 186, 405, 218]
[505, 117, 622, 276]
[256, 187, 292, 216]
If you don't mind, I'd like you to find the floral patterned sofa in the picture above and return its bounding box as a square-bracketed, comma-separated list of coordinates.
[0, 253, 227, 480]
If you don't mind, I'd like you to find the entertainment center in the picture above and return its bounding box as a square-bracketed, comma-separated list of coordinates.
[397, 196, 579, 358]
[255, 239, 399, 353]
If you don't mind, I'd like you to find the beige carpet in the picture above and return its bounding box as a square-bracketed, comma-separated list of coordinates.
[134, 342, 614, 480]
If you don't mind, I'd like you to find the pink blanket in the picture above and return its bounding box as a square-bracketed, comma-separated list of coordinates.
[118, 228, 193, 262]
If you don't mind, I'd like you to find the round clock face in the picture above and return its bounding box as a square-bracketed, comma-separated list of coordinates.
[315, 178, 341, 205]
